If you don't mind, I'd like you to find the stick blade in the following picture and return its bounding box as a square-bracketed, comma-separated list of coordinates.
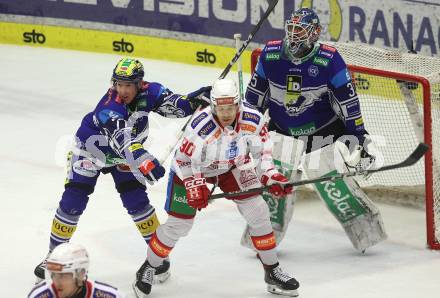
[408, 142, 430, 163]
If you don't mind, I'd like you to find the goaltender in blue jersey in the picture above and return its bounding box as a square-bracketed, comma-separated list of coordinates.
[242, 7, 387, 253]
[246, 34, 366, 149]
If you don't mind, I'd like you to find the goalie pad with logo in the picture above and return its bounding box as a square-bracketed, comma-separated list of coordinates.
[241, 132, 304, 250]
[303, 143, 387, 252]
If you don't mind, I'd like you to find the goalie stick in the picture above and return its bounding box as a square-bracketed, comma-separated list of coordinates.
[209, 142, 429, 200]
[158, 0, 280, 164]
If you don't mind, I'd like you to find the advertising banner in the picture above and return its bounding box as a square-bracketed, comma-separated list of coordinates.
[1, 0, 440, 56]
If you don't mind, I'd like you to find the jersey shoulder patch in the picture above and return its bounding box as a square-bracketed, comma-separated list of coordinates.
[197, 119, 217, 139]
[312, 43, 340, 67]
[241, 109, 262, 125]
[264, 40, 283, 61]
[28, 282, 54, 298]
[266, 39, 283, 46]
[92, 288, 117, 298]
[97, 109, 124, 124]
[191, 111, 209, 129]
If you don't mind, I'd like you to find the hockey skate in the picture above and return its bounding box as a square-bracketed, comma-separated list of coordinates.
[34, 260, 46, 283]
[264, 263, 299, 297]
[133, 258, 170, 297]
[33, 252, 52, 284]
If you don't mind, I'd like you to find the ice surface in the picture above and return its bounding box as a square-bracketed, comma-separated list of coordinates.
[0, 45, 439, 297]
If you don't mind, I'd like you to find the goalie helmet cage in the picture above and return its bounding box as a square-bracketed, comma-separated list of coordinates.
[250, 43, 440, 250]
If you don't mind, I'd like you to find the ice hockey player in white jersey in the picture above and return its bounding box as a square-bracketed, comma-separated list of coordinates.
[28, 243, 124, 298]
[243, 7, 386, 252]
[132, 78, 300, 297]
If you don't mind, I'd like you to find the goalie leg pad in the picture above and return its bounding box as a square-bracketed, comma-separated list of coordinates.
[341, 177, 387, 251]
[303, 143, 387, 251]
[241, 131, 305, 249]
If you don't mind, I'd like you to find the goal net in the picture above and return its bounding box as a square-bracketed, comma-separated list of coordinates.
[250, 42, 440, 250]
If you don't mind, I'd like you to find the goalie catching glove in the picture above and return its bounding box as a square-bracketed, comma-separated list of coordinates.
[336, 136, 377, 178]
[261, 169, 293, 197]
[183, 176, 210, 209]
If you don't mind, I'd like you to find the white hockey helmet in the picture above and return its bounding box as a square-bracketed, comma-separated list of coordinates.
[46, 243, 89, 280]
[210, 78, 240, 114]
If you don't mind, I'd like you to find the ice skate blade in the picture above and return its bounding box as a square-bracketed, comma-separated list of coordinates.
[132, 281, 150, 298]
[267, 284, 299, 297]
[153, 271, 170, 284]
[34, 277, 44, 285]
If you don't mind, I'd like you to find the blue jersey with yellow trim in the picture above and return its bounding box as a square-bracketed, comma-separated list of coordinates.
[75, 81, 194, 168]
[245, 40, 367, 143]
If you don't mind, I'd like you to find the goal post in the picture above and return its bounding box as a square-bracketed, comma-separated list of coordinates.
[250, 44, 440, 250]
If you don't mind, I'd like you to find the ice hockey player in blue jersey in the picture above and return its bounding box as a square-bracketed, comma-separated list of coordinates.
[242, 8, 387, 252]
[29, 243, 124, 298]
[34, 57, 209, 283]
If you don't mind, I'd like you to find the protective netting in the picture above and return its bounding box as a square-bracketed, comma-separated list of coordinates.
[329, 42, 440, 249]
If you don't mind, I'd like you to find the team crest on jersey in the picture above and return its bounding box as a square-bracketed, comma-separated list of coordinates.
[285, 75, 302, 104]
[198, 120, 216, 138]
[191, 112, 208, 128]
[242, 112, 260, 124]
[308, 65, 319, 77]
[227, 141, 239, 159]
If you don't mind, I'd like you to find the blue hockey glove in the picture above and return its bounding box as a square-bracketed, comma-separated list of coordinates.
[139, 158, 166, 183]
[187, 86, 211, 110]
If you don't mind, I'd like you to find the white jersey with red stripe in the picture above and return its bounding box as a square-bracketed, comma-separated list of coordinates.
[172, 103, 275, 180]
[28, 279, 124, 298]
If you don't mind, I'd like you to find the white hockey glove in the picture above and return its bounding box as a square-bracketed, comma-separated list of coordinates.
[336, 137, 377, 179]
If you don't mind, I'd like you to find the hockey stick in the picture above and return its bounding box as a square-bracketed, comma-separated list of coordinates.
[210, 142, 429, 199]
[234, 33, 244, 100]
[158, 0, 279, 164]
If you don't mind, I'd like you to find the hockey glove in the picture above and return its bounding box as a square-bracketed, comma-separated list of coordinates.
[186, 86, 211, 110]
[183, 176, 210, 209]
[139, 158, 166, 183]
[261, 169, 293, 198]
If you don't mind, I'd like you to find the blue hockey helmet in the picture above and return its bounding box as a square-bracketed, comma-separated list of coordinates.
[285, 8, 321, 57]
[112, 57, 144, 83]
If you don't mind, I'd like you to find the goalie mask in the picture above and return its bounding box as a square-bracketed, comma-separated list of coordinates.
[46, 243, 89, 281]
[112, 57, 144, 84]
[210, 78, 240, 114]
[285, 8, 321, 57]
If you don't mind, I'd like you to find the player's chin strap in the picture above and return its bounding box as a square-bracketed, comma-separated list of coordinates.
[209, 143, 429, 200]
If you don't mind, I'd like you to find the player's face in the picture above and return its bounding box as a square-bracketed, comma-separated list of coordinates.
[215, 104, 239, 127]
[115, 81, 138, 104]
[51, 272, 81, 298]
